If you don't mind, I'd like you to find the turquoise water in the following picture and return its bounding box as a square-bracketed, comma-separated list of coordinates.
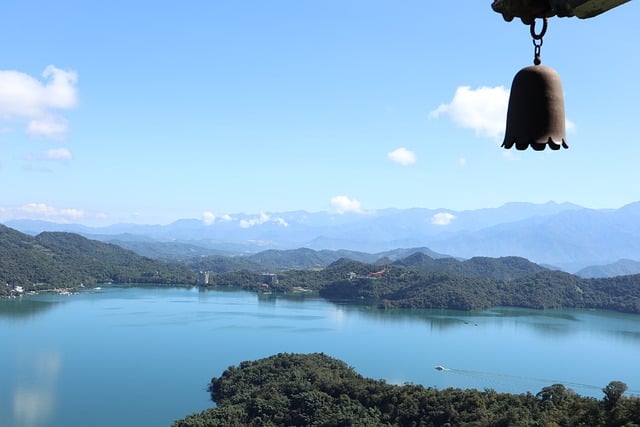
[1, 286, 639, 427]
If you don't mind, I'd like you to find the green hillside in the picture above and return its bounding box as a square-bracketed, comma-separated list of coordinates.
[205, 256, 640, 314]
[0, 225, 194, 294]
[174, 353, 640, 426]
[393, 253, 548, 280]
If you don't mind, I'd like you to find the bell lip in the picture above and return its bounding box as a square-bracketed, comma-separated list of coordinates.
[501, 137, 568, 150]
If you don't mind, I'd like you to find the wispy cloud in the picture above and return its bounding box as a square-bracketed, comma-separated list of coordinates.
[0, 65, 78, 140]
[387, 147, 416, 166]
[239, 212, 288, 228]
[21, 165, 53, 174]
[26, 148, 73, 162]
[330, 196, 363, 214]
[0, 203, 85, 223]
[202, 211, 216, 226]
[201, 211, 233, 226]
[430, 212, 456, 226]
[430, 86, 509, 139]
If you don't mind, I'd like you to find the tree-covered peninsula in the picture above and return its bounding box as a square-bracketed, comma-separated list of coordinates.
[173, 353, 640, 426]
[202, 255, 640, 314]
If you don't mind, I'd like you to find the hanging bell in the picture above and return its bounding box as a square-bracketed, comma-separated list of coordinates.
[502, 18, 568, 151]
[501, 64, 568, 150]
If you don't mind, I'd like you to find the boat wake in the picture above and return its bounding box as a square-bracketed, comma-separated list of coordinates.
[434, 366, 640, 397]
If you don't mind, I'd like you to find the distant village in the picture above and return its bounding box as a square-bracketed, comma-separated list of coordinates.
[3, 282, 80, 298]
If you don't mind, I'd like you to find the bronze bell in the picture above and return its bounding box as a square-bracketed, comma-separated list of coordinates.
[502, 17, 568, 151]
[501, 64, 568, 150]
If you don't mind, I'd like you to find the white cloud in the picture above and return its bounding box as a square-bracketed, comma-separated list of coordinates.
[44, 148, 72, 161]
[202, 211, 216, 226]
[0, 203, 86, 223]
[58, 208, 84, 219]
[27, 115, 69, 139]
[0, 65, 78, 139]
[430, 86, 509, 139]
[202, 212, 233, 225]
[458, 157, 467, 166]
[27, 148, 73, 162]
[431, 212, 456, 226]
[22, 203, 58, 216]
[330, 196, 362, 214]
[387, 147, 416, 166]
[21, 165, 53, 173]
[239, 212, 288, 228]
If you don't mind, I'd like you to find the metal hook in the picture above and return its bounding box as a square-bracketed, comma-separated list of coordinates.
[530, 17, 548, 40]
[530, 17, 547, 65]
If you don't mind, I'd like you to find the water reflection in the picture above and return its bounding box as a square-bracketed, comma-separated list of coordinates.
[330, 304, 485, 330]
[327, 302, 640, 340]
[13, 387, 54, 426]
[11, 350, 62, 427]
[0, 298, 59, 320]
[2, 287, 639, 427]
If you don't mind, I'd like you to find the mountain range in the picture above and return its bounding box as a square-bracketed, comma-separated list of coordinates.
[5, 201, 640, 275]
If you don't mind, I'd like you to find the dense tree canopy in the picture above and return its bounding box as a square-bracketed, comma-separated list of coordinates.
[0, 226, 194, 294]
[205, 259, 640, 314]
[173, 353, 640, 426]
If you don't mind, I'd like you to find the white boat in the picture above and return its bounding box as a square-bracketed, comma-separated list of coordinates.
[435, 365, 447, 371]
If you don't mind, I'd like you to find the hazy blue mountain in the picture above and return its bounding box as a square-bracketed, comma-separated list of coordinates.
[425, 203, 640, 272]
[4, 219, 97, 236]
[182, 247, 454, 273]
[107, 238, 239, 261]
[575, 259, 640, 278]
[6, 201, 640, 271]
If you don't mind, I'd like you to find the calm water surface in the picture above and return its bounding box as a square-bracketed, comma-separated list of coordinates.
[1, 286, 639, 427]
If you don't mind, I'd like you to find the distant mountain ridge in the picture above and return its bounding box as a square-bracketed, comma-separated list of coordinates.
[5, 201, 640, 273]
[575, 259, 640, 278]
[184, 247, 453, 273]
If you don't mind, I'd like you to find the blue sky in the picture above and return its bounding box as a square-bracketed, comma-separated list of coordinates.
[0, 1, 638, 226]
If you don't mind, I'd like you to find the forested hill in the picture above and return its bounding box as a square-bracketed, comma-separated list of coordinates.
[207, 256, 640, 314]
[392, 252, 549, 280]
[174, 353, 640, 426]
[0, 225, 194, 293]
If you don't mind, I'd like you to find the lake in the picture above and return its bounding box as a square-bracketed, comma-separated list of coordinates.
[1, 286, 639, 427]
